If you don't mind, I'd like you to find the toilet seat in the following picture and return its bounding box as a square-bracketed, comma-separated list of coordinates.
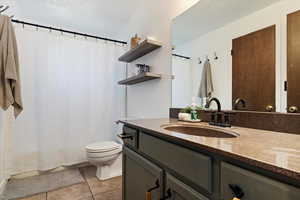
[87, 148, 122, 158]
[86, 141, 121, 153]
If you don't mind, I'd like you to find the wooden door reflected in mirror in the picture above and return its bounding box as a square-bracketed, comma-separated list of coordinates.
[287, 10, 300, 113]
[232, 26, 276, 112]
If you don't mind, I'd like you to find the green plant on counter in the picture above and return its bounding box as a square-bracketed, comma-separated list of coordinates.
[180, 106, 204, 114]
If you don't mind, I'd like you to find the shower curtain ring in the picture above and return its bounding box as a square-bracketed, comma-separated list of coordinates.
[214, 52, 218, 60]
[198, 57, 202, 64]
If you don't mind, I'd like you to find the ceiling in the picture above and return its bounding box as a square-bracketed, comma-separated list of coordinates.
[172, 0, 283, 46]
[5, 0, 144, 41]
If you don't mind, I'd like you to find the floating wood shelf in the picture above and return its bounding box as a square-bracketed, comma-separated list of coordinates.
[118, 39, 162, 63]
[118, 72, 161, 85]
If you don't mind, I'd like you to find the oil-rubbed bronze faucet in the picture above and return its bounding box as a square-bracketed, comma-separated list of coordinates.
[234, 98, 246, 110]
[205, 97, 231, 127]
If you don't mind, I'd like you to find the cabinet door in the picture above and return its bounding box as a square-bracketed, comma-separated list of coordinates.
[221, 162, 300, 200]
[165, 174, 209, 200]
[123, 147, 163, 200]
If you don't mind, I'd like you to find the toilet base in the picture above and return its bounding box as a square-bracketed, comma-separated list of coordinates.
[95, 153, 122, 180]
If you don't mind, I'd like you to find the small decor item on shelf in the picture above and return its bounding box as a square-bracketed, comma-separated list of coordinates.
[130, 34, 141, 49]
[136, 64, 150, 73]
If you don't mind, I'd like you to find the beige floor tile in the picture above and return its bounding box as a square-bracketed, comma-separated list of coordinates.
[86, 176, 122, 196]
[79, 166, 97, 180]
[87, 177, 122, 195]
[17, 193, 46, 200]
[47, 183, 93, 200]
[93, 189, 122, 200]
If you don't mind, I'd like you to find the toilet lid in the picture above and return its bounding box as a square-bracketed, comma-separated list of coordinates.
[86, 141, 121, 153]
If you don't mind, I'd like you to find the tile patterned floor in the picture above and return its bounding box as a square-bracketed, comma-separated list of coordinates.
[16, 166, 122, 200]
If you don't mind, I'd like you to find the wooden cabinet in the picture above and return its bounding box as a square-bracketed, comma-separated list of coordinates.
[121, 125, 300, 200]
[139, 132, 212, 193]
[123, 147, 163, 200]
[221, 162, 300, 200]
[166, 174, 209, 200]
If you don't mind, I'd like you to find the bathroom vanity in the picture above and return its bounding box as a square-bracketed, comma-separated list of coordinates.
[119, 118, 300, 200]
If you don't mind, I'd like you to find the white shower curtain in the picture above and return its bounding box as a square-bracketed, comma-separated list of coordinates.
[4, 25, 126, 175]
[172, 56, 192, 108]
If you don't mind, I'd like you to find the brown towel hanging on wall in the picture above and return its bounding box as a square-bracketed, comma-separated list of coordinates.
[0, 15, 23, 117]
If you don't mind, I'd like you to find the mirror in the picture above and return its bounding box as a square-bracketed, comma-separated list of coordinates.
[171, 0, 300, 113]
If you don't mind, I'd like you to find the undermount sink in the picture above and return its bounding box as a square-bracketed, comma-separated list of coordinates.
[162, 124, 239, 138]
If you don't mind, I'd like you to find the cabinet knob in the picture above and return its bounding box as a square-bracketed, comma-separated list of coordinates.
[288, 106, 298, 113]
[265, 105, 274, 112]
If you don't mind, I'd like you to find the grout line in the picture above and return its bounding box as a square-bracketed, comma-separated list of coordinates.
[86, 180, 95, 200]
[80, 169, 95, 200]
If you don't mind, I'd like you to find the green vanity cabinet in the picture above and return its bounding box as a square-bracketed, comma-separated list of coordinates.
[166, 174, 209, 200]
[122, 125, 300, 200]
[123, 147, 163, 200]
[220, 162, 300, 200]
[139, 132, 212, 193]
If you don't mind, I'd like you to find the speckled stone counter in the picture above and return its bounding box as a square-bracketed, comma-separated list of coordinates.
[120, 118, 300, 182]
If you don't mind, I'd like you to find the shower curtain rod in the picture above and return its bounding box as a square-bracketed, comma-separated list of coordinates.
[11, 19, 128, 45]
[172, 54, 191, 60]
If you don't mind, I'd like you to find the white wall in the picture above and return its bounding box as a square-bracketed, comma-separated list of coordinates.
[176, 0, 300, 112]
[119, 0, 200, 118]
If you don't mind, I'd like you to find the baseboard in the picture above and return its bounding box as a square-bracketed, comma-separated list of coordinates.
[0, 178, 8, 198]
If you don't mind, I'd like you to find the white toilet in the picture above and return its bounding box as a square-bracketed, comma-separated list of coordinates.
[86, 141, 122, 180]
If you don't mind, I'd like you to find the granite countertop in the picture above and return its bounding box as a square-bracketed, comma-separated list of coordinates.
[120, 118, 300, 181]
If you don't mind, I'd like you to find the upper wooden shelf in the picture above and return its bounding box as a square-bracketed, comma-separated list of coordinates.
[118, 39, 162, 63]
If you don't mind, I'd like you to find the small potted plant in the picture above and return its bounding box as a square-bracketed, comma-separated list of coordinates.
[178, 106, 204, 122]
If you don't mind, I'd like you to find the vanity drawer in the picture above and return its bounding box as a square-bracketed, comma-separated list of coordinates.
[221, 162, 300, 200]
[119, 126, 138, 149]
[139, 132, 212, 193]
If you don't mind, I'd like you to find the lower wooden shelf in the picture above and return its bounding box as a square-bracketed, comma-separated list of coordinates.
[118, 72, 161, 85]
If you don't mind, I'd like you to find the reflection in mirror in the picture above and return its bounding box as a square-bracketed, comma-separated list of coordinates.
[287, 10, 300, 113]
[171, 0, 300, 113]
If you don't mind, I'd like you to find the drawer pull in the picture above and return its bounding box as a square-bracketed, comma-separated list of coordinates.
[160, 189, 172, 200]
[229, 184, 244, 199]
[118, 134, 133, 140]
[146, 180, 160, 200]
